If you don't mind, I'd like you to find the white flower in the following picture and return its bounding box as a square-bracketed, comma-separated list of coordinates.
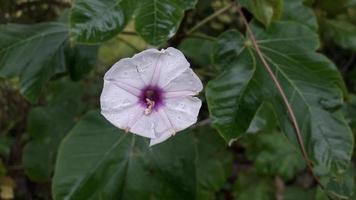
[100, 47, 203, 146]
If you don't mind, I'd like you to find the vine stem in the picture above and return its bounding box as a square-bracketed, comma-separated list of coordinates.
[236, 3, 322, 186]
[186, 3, 232, 35]
[117, 37, 140, 52]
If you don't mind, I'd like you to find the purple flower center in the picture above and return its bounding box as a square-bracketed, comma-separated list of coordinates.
[139, 85, 164, 111]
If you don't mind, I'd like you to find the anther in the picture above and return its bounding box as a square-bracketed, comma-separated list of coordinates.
[144, 98, 155, 115]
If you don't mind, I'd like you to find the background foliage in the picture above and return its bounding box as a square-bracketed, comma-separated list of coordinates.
[0, 0, 355, 199]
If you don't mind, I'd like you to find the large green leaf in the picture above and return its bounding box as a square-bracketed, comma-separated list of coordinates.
[240, 0, 284, 27]
[22, 81, 85, 182]
[135, 0, 194, 45]
[206, 21, 354, 197]
[0, 23, 68, 102]
[70, 0, 136, 43]
[52, 111, 231, 200]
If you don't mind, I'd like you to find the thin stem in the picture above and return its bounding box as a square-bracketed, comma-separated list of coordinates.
[117, 37, 140, 52]
[236, 3, 322, 186]
[186, 3, 232, 35]
[192, 118, 211, 128]
[189, 33, 217, 41]
[195, 68, 217, 77]
[121, 31, 137, 36]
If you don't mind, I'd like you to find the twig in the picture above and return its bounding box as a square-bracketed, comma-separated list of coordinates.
[116, 37, 140, 52]
[186, 3, 232, 35]
[189, 33, 217, 41]
[192, 118, 211, 128]
[121, 31, 137, 36]
[274, 176, 285, 200]
[342, 53, 355, 74]
[195, 69, 216, 77]
[236, 3, 322, 186]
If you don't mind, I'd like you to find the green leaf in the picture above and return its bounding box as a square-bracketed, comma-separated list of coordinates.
[320, 165, 355, 199]
[22, 81, 84, 182]
[246, 102, 277, 134]
[178, 36, 215, 66]
[177, 0, 198, 9]
[212, 30, 246, 72]
[206, 21, 354, 197]
[282, 0, 318, 31]
[0, 23, 68, 102]
[0, 159, 6, 177]
[243, 131, 305, 180]
[321, 19, 356, 51]
[0, 136, 13, 158]
[233, 170, 274, 200]
[344, 94, 356, 131]
[240, 0, 284, 27]
[53, 111, 231, 200]
[70, 0, 136, 43]
[65, 44, 98, 81]
[284, 187, 318, 200]
[135, 0, 186, 45]
[316, 0, 349, 14]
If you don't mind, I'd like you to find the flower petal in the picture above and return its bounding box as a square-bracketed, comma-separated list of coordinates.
[130, 111, 171, 139]
[104, 58, 146, 90]
[163, 96, 202, 131]
[149, 96, 201, 146]
[100, 80, 142, 130]
[130, 48, 163, 85]
[155, 47, 190, 87]
[149, 131, 173, 146]
[164, 68, 203, 98]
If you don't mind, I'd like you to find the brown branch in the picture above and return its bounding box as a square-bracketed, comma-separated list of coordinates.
[186, 3, 232, 35]
[236, 3, 322, 187]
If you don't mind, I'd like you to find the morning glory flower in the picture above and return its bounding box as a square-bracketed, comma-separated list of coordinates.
[100, 47, 203, 146]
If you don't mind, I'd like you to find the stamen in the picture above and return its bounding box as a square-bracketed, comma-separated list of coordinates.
[171, 129, 176, 136]
[125, 127, 130, 133]
[157, 109, 176, 136]
[144, 98, 155, 115]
